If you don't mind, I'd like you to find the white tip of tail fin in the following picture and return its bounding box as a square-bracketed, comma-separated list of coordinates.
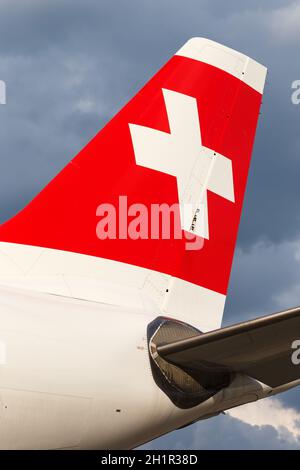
[0, 38, 267, 332]
[176, 37, 267, 93]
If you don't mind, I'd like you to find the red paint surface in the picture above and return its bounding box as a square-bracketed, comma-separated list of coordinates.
[0, 56, 262, 294]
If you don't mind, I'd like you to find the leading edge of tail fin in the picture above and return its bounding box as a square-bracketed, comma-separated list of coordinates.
[0, 38, 267, 331]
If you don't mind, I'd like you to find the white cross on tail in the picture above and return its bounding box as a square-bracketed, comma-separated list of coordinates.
[129, 89, 235, 239]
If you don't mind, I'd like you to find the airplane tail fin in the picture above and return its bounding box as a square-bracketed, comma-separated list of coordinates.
[0, 38, 267, 331]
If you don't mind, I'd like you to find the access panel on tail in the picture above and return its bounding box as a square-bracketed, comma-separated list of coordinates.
[0, 38, 267, 331]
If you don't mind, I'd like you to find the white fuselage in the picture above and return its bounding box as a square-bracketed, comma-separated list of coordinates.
[0, 284, 282, 449]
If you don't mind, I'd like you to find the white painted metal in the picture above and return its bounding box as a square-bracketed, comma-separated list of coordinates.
[176, 37, 267, 93]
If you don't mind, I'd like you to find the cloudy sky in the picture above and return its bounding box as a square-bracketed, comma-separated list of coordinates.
[1, 0, 300, 449]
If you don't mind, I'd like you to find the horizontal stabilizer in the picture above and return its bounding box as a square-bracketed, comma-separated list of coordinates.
[157, 307, 300, 388]
[0, 37, 266, 331]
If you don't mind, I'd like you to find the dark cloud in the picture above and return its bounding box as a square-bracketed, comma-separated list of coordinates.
[224, 238, 300, 325]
